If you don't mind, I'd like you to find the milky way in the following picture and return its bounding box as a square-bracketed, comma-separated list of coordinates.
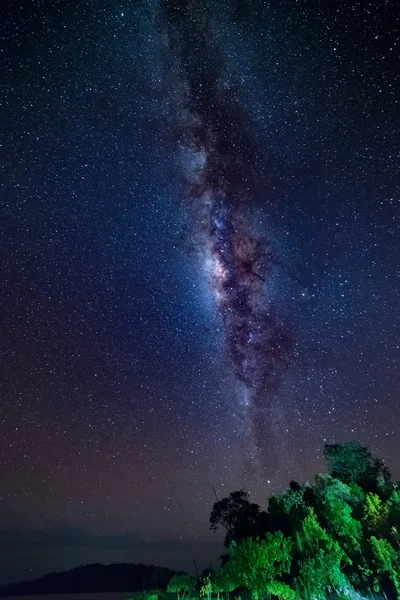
[2, 0, 399, 582]
[160, 0, 294, 471]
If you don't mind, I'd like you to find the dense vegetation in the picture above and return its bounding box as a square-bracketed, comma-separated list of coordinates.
[166, 441, 400, 600]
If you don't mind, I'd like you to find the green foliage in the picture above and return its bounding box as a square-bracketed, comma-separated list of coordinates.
[268, 486, 310, 536]
[387, 490, 400, 530]
[130, 458, 400, 600]
[126, 592, 162, 600]
[167, 575, 196, 600]
[212, 569, 237, 594]
[324, 441, 393, 497]
[294, 509, 350, 599]
[221, 531, 293, 597]
[269, 487, 305, 515]
[265, 581, 295, 600]
[324, 441, 373, 485]
[369, 536, 400, 596]
[199, 574, 213, 600]
[206, 441, 400, 600]
[363, 493, 389, 535]
[313, 474, 362, 555]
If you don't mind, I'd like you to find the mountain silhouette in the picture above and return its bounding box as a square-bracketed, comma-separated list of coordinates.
[0, 562, 183, 596]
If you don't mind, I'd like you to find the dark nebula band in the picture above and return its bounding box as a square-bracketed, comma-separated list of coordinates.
[160, 0, 294, 466]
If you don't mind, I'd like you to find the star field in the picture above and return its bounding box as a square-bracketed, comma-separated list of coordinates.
[1, 0, 399, 586]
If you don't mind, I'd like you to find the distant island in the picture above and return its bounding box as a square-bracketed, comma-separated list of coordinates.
[0, 563, 182, 596]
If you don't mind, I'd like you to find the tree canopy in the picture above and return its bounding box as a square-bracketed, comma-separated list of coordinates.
[181, 440, 400, 600]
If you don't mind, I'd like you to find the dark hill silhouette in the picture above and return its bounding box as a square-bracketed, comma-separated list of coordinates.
[0, 562, 183, 596]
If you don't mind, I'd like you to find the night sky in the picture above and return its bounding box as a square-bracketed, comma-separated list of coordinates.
[1, 0, 399, 586]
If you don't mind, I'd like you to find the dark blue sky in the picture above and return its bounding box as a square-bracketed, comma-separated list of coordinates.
[1, 0, 399, 585]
